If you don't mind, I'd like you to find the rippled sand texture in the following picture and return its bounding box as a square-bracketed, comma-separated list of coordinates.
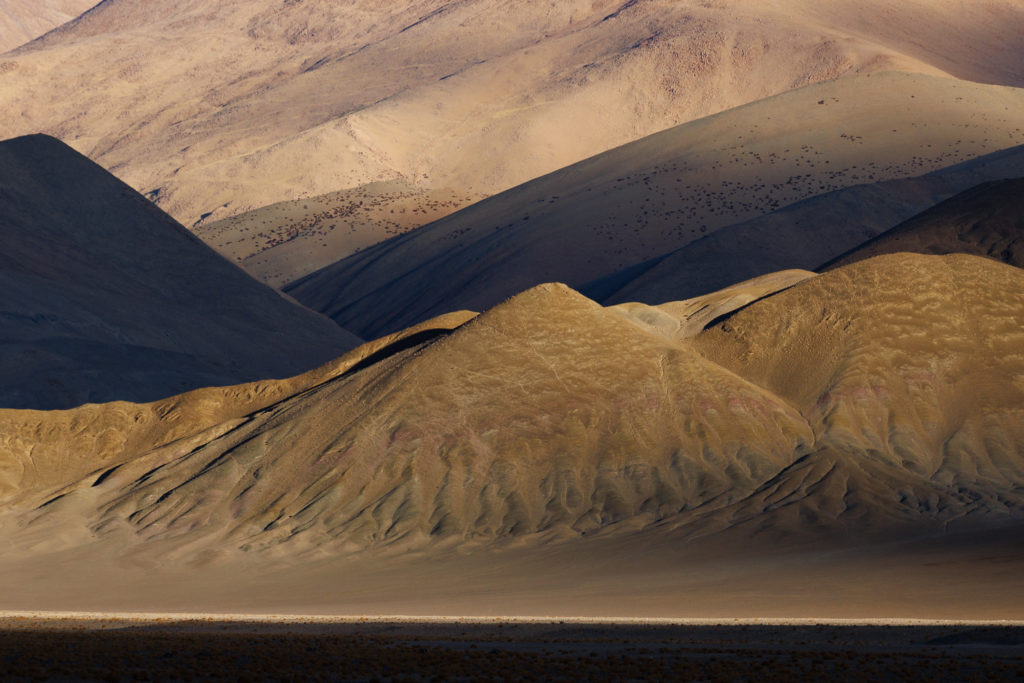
[1, 254, 1023, 617]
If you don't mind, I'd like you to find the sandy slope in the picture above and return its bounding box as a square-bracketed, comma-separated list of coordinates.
[0, 309, 472, 505]
[0, 0, 95, 54]
[596, 146, 1024, 305]
[4, 254, 1024, 562]
[285, 72, 1024, 338]
[7, 282, 815, 558]
[2, 0, 1022, 235]
[1, 254, 1023, 615]
[824, 178, 1024, 270]
[0, 134, 360, 410]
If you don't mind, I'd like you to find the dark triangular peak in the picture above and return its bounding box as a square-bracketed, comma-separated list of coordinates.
[0, 134, 360, 409]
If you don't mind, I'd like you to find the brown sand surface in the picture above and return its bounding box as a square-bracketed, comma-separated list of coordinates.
[285, 73, 1024, 338]
[0, 310, 473, 502]
[609, 269, 818, 340]
[2, 254, 1023, 621]
[0, 521, 1022, 620]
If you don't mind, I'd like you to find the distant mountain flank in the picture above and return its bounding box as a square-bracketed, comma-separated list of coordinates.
[0, 134, 360, 409]
[594, 147, 1024, 305]
[3, 0, 1022, 243]
[824, 177, 1024, 271]
[196, 181, 485, 287]
[0, 0, 95, 53]
[284, 73, 1024, 338]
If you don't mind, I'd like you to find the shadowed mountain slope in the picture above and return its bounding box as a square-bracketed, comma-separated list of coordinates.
[0, 134, 360, 410]
[824, 178, 1024, 270]
[285, 73, 1024, 338]
[596, 146, 1024, 305]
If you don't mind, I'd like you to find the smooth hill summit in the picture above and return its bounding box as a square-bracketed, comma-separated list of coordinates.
[0, 134, 360, 409]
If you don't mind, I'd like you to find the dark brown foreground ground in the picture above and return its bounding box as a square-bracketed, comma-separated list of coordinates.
[1, 618, 1023, 681]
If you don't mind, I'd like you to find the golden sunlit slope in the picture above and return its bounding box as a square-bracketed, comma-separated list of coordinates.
[2, 0, 1022, 234]
[0, 134, 360, 410]
[0, 310, 474, 506]
[597, 145, 1024, 305]
[8, 282, 813, 557]
[609, 269, 818, 341]
[5, 254, 1024, 569]
[286, 73, 1024, 338]
[685, 253, 1024, 538]
[0, 0, 95, 54]
[824, 178, 1024, 270]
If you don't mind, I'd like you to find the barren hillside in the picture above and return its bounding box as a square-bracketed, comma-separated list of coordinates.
[1, 254, 1022, 614]
[285, 73, 1024, 337]
[197, 182, 485, 288]
[2, 254, 1022, 560]
[2, 0, 1021, 237]
[597, 146, 1024, 305]
[0, 0, 94, 53]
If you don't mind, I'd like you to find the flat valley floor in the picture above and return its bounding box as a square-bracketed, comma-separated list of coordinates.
[1, 614, 1023, 681]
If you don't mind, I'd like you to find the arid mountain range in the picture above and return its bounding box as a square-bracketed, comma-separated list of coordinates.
[2, 1, 1024, 281]
[1, 1, 1024, 618]
[285, 72, 1024, 337]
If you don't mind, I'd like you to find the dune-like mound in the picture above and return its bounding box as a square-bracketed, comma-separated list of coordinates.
[286, 73, 1024, 338]
[0, 134, 360, 409]
[4, 253, 1022, 568]
[15, 283, 812, 557]
[689, 254, 1024, 535]
[0, 0, 94, 53]
[0, 309, 474, 506]
[824, 178, 1024, 270]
